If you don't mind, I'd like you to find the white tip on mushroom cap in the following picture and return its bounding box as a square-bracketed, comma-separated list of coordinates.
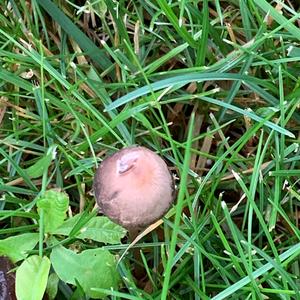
[93, 146, 175, 229]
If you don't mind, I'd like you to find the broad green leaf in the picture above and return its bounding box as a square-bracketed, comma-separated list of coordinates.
[16, 255, 51, 300]
[37, 189, 69, 233]
[50, 245, 120, 299]
[0, 233, 39, 263]
[54, 214, 127, 244]
[25, 145, 57, 179]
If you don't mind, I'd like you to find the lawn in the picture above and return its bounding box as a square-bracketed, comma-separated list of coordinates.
[0, 0, 300, 299]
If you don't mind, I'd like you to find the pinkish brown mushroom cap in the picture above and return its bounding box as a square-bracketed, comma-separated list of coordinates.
[93, 146, 175, 229]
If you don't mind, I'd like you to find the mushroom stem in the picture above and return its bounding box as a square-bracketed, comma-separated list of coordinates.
[128, 228, 139, 241]
[128, 229, 145, 280]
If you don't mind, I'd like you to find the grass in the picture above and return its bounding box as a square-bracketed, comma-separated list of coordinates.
[0, 0, 300, 299]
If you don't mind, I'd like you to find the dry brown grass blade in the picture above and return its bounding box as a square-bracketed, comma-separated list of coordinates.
[118, 219, 163, 264]
[0, 100, 7, 127]
[196, 127, 213, 175]
[190, 110, 203, 171]
[216, 161, 272, 183]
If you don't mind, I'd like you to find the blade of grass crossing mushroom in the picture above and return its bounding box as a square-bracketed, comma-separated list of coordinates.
[161, 112, 194, 300]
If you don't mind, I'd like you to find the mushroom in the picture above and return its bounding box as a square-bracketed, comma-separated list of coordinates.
[93, 146, 175, 231]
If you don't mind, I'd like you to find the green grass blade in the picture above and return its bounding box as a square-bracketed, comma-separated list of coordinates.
[161, 113, 194, 300]
[36, 0, 113, 73]
[212, 242, 300, 300]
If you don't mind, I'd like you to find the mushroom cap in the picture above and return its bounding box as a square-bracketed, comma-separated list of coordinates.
[93, 146, 175, 229]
